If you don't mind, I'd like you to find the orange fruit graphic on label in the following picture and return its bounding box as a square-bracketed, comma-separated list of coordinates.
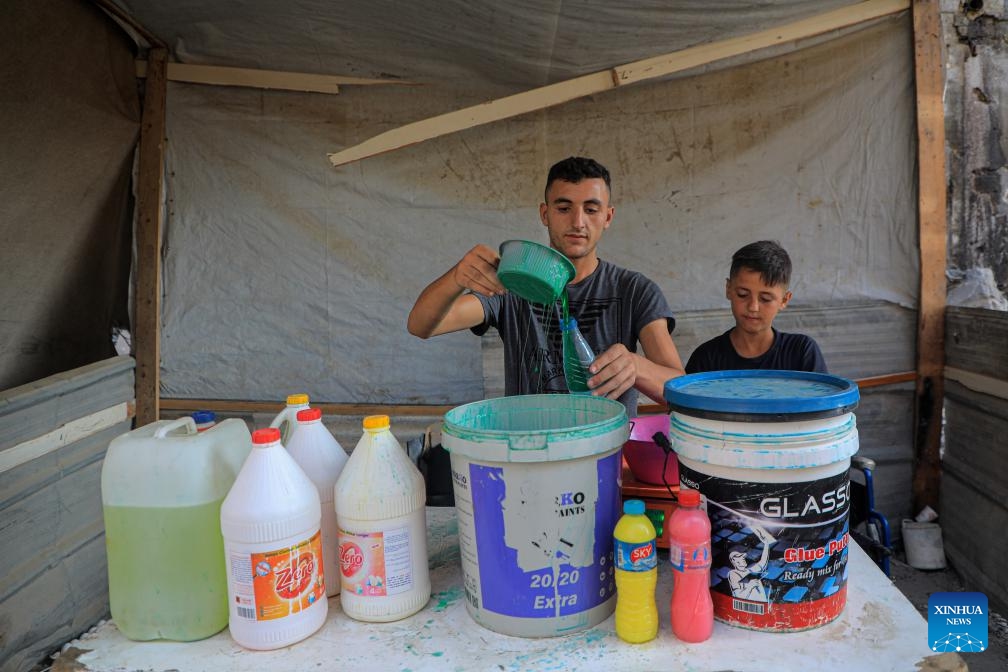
[274, 554, 315, 599]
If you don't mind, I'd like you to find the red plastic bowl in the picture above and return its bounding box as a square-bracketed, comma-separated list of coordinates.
[623, 413, 678, 486]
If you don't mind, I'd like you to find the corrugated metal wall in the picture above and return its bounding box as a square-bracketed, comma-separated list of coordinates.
[942, 306, 1008, 614]
[0, 357, 135, 672]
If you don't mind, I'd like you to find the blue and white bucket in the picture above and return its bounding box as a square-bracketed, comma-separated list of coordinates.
[665, 370, 860, 632]
[442, 394, 628, 638]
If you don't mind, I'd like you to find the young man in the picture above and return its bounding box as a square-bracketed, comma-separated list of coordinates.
[408, 156, 684, 415]
[685, 240, 828, 374]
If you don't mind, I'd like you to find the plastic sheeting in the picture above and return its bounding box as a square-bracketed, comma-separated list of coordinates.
[0, 0, 140, 391]
[158, 12, 918, 405]
[124, 0, 864, 91]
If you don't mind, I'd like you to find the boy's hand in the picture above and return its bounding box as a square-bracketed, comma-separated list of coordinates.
[452, 244, 506, 297]
[586, 344, 638, 400]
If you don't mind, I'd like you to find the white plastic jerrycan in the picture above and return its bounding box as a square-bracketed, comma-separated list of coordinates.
[221, 427, 327, 650]
[101, 417, 253, 641]
[285, 407, 349, 597]
[335, 415, 430, 622]
[269, 393, 310, 445]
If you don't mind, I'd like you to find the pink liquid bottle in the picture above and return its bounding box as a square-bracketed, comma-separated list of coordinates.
[668, 488, 714, 642]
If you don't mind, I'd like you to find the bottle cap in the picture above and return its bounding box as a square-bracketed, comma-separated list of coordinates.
[560, 317, 578, 332]
[191, 410, 215, 424]
[286, 393, 309, 405]
[297, 408, 322, 422]
[363, 414, 390, 430]
[623, 499, 645, 515]
[678, 489, 701, 507]
[252, 427, 282, 444]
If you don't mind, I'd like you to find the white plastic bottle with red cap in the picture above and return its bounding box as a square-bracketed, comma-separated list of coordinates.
[269, 393, 310, 445]
[335, 415, 430, 622]
[220, 427, 327, 650]
[285, 407, 349, 597]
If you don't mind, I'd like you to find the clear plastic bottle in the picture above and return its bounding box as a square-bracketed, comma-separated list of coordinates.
[269, 393, 310, 445]
[285, 407, 349, 597]
[614, 499, 659, 643]
[192, 410, 216, 432]
[220, 427, 327, 650]
[335, 415, 430, 622]
[669, 488, 713, 643]
[561, 316, 596, 393]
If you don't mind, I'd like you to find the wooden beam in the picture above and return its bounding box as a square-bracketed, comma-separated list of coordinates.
[854, 371, 917, 389]
[134, 48, 168, 427]
[0, 403, 133, 475]
[911, 0, 948, 515]
[159, 398, 455, 417]
[944, 367, 1008, 403]
[613, 0, 910, 85]
[135, 61, 416, 94]
[328, 0, 910, 167]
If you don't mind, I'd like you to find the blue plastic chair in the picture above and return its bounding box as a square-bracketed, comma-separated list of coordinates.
[849, 455, 894, 577]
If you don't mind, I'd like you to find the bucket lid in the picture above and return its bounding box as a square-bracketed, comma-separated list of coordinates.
[664, 370, 859, 421]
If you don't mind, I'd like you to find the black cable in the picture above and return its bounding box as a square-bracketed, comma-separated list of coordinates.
[651, 431, 678, 502]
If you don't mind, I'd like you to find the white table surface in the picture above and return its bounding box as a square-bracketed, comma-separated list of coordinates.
[65, 507, 948, 672]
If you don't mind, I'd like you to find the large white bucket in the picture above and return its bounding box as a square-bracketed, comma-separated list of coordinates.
[665, 371, 860, 632]
[442, 394, 628, 638]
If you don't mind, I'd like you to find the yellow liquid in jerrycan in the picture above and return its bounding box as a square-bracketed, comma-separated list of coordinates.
[104, 499, 228, 641]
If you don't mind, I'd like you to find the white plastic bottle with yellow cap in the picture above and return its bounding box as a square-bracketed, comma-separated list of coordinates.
[269, 393, 310, 445]
[220, 427, 327, 650]
[335, 415, 430, 622]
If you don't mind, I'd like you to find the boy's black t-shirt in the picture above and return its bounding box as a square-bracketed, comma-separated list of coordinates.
[685, 328, 828, 374]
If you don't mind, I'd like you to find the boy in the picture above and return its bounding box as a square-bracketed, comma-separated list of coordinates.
[685, 240, 827, 374]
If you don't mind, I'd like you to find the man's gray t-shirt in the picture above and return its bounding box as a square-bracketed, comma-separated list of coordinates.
[473, 259, 675, 415]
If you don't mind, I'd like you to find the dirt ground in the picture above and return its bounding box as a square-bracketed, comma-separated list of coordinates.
[890, 553, 1008, 672]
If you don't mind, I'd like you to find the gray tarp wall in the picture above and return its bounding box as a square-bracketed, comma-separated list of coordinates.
[0, 0, 139, 391]
[157, 14, 917, 404]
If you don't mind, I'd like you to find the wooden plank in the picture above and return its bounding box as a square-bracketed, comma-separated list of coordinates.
[328, 70, 615, 166]
[614, 0, 910, 84]
[910, 0, 948, 515]
[0, 356, 135, 451]
[134, 48, 167, 428]
[941, 475, 1008, 614]
[0, 536, 109, 672]
[945, 306, 1008, 380]
[135, 61, 417, 94]
[856, 371, 916, 388]
[0, 403, 131, 475]
[945, 366, 1008, 402]
[159, 398, 456, 417]
[328, 0, 910, 167]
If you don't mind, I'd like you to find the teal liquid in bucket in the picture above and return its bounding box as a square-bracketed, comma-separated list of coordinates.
[442, 394, 628, 638]
[665, 371, 860, 633]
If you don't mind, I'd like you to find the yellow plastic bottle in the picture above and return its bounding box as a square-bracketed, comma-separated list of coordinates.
[614, 499, 659, 643]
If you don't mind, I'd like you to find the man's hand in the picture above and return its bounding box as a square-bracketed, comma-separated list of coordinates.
[452, 245, 506, 297]
[585, 343, 639, 400]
